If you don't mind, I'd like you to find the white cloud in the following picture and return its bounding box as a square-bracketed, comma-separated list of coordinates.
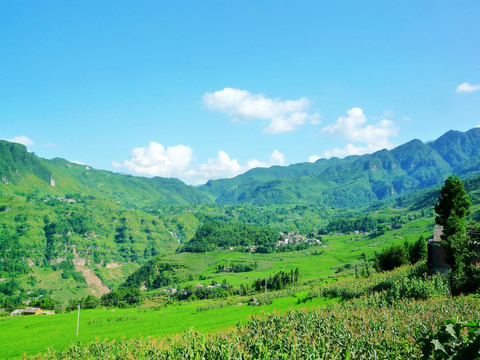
[194, 150, 285, 184]
[322, 144, 379, 158]
[263, 111, 308, 134]
[203, 88, 318, 134]
[456, 82, 480, 93]
[113, 142, 193, 178]
[6, 136, 34, 146]
[196, 151, 243, 181]
[269, 150, 285, 166]
[114, 142, 285, 185]
[309, 113, 322, 125]
[308, 155, 322, 163]
[321, 107, 398, 158]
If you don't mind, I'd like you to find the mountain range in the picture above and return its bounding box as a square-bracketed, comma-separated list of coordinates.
[203, 128, 480, 207]
[1, 128, 480, 208]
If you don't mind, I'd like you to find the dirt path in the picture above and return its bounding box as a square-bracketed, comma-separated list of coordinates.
[79, 269, 110, 297]
[73, 246, 110, 296]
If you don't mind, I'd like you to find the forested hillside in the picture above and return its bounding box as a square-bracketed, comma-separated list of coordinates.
[202, 128, 480, 206]
[2, 128, 480, 210]
[1, 128, 480, 308]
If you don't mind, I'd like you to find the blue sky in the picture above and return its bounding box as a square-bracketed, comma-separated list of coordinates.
[1, 1, 479, 185]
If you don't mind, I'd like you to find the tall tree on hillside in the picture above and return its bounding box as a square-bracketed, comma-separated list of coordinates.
[434, 175, 476, 294]
[434, 175, 471, 240]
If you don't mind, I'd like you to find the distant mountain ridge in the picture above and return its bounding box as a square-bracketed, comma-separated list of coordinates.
[200, 128, 480, 207]
[1, 128, 479, 208]
[0, 141, 213, 207]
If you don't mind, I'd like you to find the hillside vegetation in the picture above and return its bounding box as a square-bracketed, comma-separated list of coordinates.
[0, 129, 479, 307]
[1, 130, 480, 359]
[202, 128, 480, 206]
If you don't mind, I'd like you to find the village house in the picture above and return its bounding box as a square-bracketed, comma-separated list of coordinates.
[206, 283, 222, 290]
[277, 232, 322, 247]
[10, 309, 24, 316]
[428, 226, 451, 274]
[428, 225, 480, 274]
[23, 307, 43, 315]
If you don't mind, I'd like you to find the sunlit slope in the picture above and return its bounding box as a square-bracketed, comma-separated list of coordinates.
[202, 128, 480, 206]
[0, 141, 214, 208]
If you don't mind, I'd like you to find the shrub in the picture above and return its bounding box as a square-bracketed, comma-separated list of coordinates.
[420, 319, 480, 359]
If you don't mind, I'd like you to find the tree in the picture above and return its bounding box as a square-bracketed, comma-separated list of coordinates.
[434, 175, 471, 271]
[374, 244, 408, 271]
[434, 176, 477, 294]
[44, 221, 58, 261]
[434, 175, 471, 240]
[408, 235, 427, 264]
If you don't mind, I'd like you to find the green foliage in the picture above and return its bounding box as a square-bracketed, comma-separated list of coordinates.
[1, 134, 480, 309]
[408, 234, 427, 264]
[434, 176, 480, 294]
[182, 221, 279, 252]
[324, 216, 380, 233]
[203, 128, 480, 207]
[0, 141, 52, 185]
[306, 263, 451, 302]
[30, 297, 56, 310]
[218, 261, 257, 273]
[420, 319, 480, 359]
[0, 229, 29, 277]
[121, 259, 179, 290]
[435, 175, 472, 239]
[21, 295, 480, 360]
[0, 278, 21, 297]
[385, 275, 451, 302]
[100, 287, 143, 308]
[374, 243, 409, 271]
[174, 281, 235, 301]
[374, 236, 427, 272]
[252, 268, 299, 292]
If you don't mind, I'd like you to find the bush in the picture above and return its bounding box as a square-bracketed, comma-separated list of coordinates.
[420, 319, 480, 359]
[374, 243, 409, 271]
[374, 236, 427, 272]
[385, 275, 451, 302]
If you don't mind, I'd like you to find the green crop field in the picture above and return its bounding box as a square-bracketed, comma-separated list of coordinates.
[157, 218, 434, 289]
[0, 291, 334, 359]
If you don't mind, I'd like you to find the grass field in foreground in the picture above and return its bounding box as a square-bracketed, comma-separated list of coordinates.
[0, 292, 335, 359]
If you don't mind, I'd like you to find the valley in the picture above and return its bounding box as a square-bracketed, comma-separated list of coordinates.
[1, 128, 480, 358]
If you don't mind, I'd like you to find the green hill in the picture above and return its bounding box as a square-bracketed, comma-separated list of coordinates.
[201, 128, 480, 206]
[0, 141, 214, 208]
[1, 128, 480, 307]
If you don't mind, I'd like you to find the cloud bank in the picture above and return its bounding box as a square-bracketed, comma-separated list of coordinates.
[456, 82, 480, 93]
[203, 88, 318, 134]
[113, 142, 193, 178]
[320, 107, 398, 158]
[114, 141, 284, 185]
[6, 136, 34, 146]
[308, 155, 322, 163]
